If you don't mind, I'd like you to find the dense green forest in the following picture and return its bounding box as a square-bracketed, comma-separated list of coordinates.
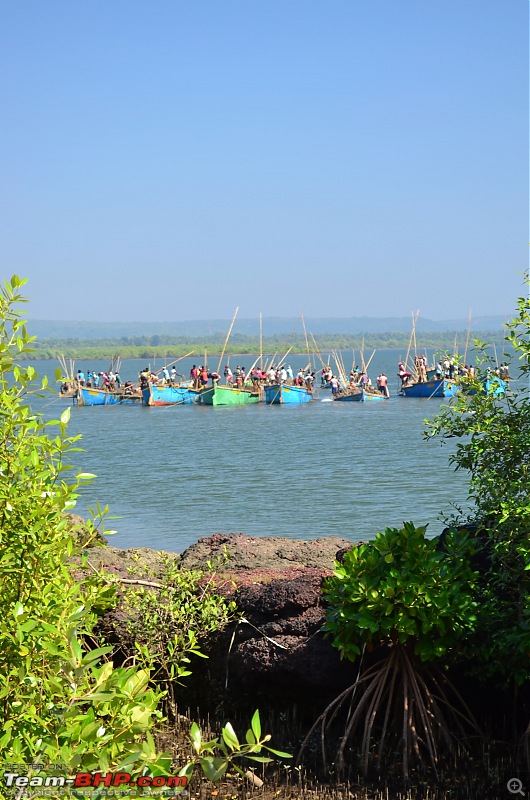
[28, 330, 505, 360]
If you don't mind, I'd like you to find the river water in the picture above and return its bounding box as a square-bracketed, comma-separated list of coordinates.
[33, 350, 474, 554]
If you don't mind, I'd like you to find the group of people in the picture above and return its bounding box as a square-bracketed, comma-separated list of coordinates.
[65, 368, 136, 394]
[139, 366, 186, 389]
[398, 355, 471, 387]
[189, 365, 221, 389]
[397, 355, 511, 388]
[221, 364, 316, 391]
[324, 366, 390, 398]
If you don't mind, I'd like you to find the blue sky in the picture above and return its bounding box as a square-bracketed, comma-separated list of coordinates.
[1, 1, 528, 322]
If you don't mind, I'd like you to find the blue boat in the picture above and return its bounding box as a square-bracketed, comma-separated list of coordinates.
[142, 382, 199, 406]
[484, 377, 508, 396]
[264, 383, 313, 405]
[400, 378, 458, 399]
[76, 386, 143, 406]
[461, 376, 508, 397]
[334, 386, 389, 402]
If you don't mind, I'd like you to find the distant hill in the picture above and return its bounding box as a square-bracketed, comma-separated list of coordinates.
[27, 315, 506, 340]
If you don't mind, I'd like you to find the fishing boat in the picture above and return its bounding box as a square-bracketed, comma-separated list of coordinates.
[400, 377, 458, 399]
[459, 375, 508, 397]
[76, 386, 143, 407]
[142, 382, 199, 406]
[194, 307, 261, 406]
[264, 383, 313, 405]
[199, 384, 261, 406]
[334, 385, 389, 402]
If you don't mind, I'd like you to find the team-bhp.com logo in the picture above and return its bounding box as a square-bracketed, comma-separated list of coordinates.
[3, 770, 188, 793]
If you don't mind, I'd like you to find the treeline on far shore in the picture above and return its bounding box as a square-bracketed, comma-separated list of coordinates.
[26, 331, 506, 361]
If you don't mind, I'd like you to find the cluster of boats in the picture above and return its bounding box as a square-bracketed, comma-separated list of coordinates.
[75, 379, 316, 407]
[72, 370, 508, 408]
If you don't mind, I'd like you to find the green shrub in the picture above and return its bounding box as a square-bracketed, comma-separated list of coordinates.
[323, 522, 479, 663]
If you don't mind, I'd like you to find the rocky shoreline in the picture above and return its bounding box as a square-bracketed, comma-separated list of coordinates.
[82, 530, 359, 700]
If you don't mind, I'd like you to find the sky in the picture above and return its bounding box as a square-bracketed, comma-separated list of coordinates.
[1, 1, 528, 323]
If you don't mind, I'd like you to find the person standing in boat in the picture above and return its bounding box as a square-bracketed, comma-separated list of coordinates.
[397, 361, 411, 387]
[224, 365, 233, 384]
[305, 371, 315, 392]
[139, 368, 150, 390]
[200, 366, 209, 387]
[377, 372, 389, 397]
[414, 356, 427, 383]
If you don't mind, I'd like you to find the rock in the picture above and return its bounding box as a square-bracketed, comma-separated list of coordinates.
[180, 532, 353, 572]
[220, 569, 355, 697]
[86, 532, 359, 703]
[75, 545, 179, 579]
[65, 513, 108, 547]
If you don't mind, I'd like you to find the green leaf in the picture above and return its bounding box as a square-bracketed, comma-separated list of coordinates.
[221, 721, 240, 751]
[250, 709, 261, 741]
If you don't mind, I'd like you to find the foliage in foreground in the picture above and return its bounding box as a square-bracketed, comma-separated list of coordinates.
[0, 276, 288, 790]
[316, 276, 530, 778]
[0, 276, 167, 772]
[116, 552, 238, 718]
[426, 278, 530, 687]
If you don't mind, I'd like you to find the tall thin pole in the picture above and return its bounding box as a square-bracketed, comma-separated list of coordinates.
[463, 309, 472, 365]
[259, 312, 263, 369]
[301, 314, 311, 371]
[217, 307, 239, 374]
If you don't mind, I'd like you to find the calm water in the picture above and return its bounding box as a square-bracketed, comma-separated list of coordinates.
[34, 351, 473, 554]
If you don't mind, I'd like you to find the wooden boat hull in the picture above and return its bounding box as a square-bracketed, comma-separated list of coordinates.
[76, 387, 142, 406]
[401, 378, 457, 398]
[199, 385, 261, 406]
[142, 383, 198, 406]
[334, 386, 388, 402]
[264, 384, 313, 405]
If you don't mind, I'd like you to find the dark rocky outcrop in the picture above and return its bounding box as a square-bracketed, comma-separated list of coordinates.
[86, 533, 359, 704]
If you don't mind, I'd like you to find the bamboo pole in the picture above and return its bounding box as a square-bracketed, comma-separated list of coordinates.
[217, 307, 239, 374]
[404, 310, 419, 372]
[154, 351, 195, 375]
[365, 349, 377, 374]
[336, 350, 347, 384]
[301, 314, 311, 372]
[360, 338, 366, 373]
[277, 346, 293, 369]
[310, 333, 327, 370]
[259, 312, 263, 370]
[463, 309, 472, 366]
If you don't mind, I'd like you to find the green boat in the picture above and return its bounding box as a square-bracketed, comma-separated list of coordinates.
[199, 384, 261, 406]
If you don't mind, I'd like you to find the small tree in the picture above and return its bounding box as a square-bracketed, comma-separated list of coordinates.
[304, 523, 479, 779]
[425, 277, 530, 689]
